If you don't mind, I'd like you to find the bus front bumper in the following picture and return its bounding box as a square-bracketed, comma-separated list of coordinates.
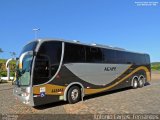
[13, 86, 34, 106]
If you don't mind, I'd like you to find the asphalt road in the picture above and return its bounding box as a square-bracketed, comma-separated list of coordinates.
[0, 71, 160, 120]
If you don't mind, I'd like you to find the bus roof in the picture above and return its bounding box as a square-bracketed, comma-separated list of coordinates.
[25, 38, 148, 55]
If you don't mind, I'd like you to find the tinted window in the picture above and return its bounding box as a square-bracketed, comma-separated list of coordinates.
[145, 54, 150, 65]
[33, 41, 62, 85]
[64, 43, 85, 63]
[139, 54, 145, 65]
[125, 52, 134, 64]
[132, 54, 142, 65]
[115, 51, 127, 64]
[34, 55, 50, 78]
[126, 53, 147, 65]
[86, 47, 103, 63]
[102, 49, 116, 63]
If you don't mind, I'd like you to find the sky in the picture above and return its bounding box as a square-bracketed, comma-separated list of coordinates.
[0, 0, 160, 62]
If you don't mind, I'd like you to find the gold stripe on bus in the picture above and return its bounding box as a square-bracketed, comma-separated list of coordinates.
[33, 84, 66, 95]
[116, 64, 132, 81]
[84, 66, 150, 95]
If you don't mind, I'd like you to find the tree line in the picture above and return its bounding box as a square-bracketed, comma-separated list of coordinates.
[0, 59, 16, 77]
[0, 48, 16, 77]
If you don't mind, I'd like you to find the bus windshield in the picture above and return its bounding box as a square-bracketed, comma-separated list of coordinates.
[20, 41, 38, 56]
[16, 54, 33, 86]
[16, 41, 38, 86]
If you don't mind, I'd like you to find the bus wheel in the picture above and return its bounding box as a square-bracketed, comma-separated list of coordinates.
[138, 77, 144, 88]
[132, 78, 138, 89]
[67, 86, 81, 104]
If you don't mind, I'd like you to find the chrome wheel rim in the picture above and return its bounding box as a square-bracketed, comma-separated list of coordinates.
[139, 79, 144, 86]
[71, 89, 79, 100]
[134, 80, 138, 88]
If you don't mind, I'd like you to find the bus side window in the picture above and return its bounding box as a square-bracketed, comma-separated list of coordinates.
[115, 51, 127, 64]
[64, 43, 85, 63]
[86, 47, 103, 63]
[102, 49, 116, 64]
[33, 55, 50, 85]
[33, 41, 62, 85]
[34, 55, 50, 78]
[145, 54, 150, 65]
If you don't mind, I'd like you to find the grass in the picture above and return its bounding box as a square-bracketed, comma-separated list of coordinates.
[151, 62, 160, 71]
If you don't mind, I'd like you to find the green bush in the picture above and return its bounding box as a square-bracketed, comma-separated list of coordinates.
[0, 59, 16, 77]
[0, 71, 7, 77]
[10, 71, 15, 77]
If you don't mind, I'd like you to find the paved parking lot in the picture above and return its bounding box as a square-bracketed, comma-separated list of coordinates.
[0, 71, 160, 119]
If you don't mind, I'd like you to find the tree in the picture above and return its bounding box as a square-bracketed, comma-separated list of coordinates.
[0, 48, 3, 53]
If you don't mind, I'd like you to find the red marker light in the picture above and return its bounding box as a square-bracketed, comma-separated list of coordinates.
[56, 74, 60, 79]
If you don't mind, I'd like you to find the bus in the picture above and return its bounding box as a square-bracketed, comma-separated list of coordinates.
[13, 39, 151, 106]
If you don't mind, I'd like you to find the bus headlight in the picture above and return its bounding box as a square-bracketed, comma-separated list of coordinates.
[21, 92, 29, 97]
[23, 100, 30, 104]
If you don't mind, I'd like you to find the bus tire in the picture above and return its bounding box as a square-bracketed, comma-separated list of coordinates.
[138, 77, 144, 88]
[67, 86, 81, 104]
[132, 78, 138, 89]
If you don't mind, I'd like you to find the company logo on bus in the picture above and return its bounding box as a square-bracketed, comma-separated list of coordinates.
[104, 67, 116, 71]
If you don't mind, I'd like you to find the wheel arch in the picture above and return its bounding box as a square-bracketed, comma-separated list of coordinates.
[138, 75, 145, 81]
[138, 74, 146, 84]
[63, 82, 84, 101]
